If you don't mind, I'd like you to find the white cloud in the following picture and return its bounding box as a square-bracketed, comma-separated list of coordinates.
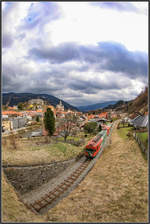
[48, 2, 148, 52]
[2, 2, 148, 106]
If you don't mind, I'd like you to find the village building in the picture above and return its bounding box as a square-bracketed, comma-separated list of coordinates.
[56, 100, 64, 112]
[10, 117, 27, 130]
[131, 114, 148, 129]
[28, 98, 44, 105]
[2, 110, 22, 117]
[2, 114, 9, 120]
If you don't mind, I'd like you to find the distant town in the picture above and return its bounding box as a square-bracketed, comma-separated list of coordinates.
[2, 92, 148, 137]
[2, 97, 115, 136]
[2, 88, 148, 222]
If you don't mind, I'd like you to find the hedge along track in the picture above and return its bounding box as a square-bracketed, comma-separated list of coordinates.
[23, 122, 115, 215]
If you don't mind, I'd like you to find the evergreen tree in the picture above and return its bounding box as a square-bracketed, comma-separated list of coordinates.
[18, 102, 24, 110]
[44, 108, 55, 136]
[36, 115, 40, 122]
[84, 121, 97, 134]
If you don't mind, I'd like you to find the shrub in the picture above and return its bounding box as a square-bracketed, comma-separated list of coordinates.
[36, 115, 40, 122]
[84, 122, 97, 134]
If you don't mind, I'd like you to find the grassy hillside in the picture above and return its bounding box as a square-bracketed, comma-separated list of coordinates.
[127, 87, 148, 114]
[103, 87, 148, 115]
[2, 172, 45, 222]
[2, 133, 92, 166]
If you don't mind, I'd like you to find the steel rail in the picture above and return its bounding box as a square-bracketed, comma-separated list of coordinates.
[23, 122, 115, 214]
[24, 158, 90, 214]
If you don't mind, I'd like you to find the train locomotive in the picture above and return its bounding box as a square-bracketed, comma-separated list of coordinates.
[84, 123, 111, 158]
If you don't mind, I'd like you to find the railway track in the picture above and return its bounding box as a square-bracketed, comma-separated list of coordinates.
[24, 158, 91, 214]
[22, 122, 115, 214]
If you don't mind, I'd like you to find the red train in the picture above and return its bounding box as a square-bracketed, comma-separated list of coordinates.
[101, 123, 111, 135]
[84, 124, 111, 158]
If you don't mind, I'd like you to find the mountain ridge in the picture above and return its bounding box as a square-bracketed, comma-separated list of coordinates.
[77, 101, 117, 112]
[2, 92, 79, 111]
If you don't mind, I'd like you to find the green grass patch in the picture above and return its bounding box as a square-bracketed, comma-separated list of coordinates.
[112, 117, 118, 122]
[117, 127, 133, 140]
[27, 141, 84, 161]
[56, 132, 93, 143]
[48, 142, 84, 159]
[136, 132, 148, 148]
[54, 143, 67, 154]
[57, 136, 81, 141]
[2, 132, 95, 165]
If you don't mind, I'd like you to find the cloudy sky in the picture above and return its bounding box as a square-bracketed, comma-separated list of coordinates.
[2, 1, 148, 107]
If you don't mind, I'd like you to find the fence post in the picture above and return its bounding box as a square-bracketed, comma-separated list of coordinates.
[137, 137, 140, 146]
[141, 143, 145, 153]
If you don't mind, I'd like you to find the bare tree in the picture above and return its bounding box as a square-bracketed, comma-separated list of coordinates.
[58, 113, 80, 142]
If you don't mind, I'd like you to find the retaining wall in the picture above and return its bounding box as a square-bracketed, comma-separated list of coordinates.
[3, 159, 75, 195]
[3, 122, 114, 199]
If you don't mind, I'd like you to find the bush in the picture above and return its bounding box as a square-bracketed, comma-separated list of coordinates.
[84, 122, 97, 134]
[36, 116, 40, 122]
[6, 134, 17, 150]
[112, 117, 118, 122]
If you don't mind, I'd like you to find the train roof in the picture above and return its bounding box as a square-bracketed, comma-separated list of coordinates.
[87, 130, 107, 146]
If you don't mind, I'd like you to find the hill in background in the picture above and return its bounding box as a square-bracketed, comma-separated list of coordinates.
[85, 87, 148, 115]
[104, 87, 148, 115]
[77, 101, 117, 112]
[127, 87, 148, 114]
[2, 92, 79, 111]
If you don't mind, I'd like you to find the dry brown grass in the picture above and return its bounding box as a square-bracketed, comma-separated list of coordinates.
[2, 136, 86, 166]
[2, 122, 148, 222]
[2, 171, 45, 223]
[46, 122, 148, 222]
[128, 86, 148, 114]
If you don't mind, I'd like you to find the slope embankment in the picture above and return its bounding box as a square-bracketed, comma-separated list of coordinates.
[45, 122, 148, 223]
[2, 121, 148, 222]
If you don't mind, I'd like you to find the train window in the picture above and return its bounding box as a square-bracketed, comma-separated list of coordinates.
[86, 148, 93, 152]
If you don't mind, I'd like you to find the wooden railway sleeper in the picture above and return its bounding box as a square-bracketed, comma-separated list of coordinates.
[69, 176, 77, 181]
[51, 190, 62, 196]
[35, 199, 47, 207]
[65, 179, 74, 185]
[32, 200, 43, 207]
[45, 193, 56, 199]
[71, 174, 79, 178]
[50, 188, 63, 195]
[58, 184, 69, 191]
[61, 181, 72, 188]
[32, 203, 41, 212]
[57, 182, 70, 190]
[72, 172, 81, 176]
[24, 159, 91, 213]
[47, 193, 57, 200]
[34, 195, 58, 211]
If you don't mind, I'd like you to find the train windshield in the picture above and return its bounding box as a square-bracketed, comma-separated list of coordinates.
[86, 148, 95, 152]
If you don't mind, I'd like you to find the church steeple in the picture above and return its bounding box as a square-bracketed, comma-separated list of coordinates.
[56, 100, 64, 112]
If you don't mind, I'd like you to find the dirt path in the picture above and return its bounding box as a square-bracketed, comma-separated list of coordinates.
[45, 122, 148, 223]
